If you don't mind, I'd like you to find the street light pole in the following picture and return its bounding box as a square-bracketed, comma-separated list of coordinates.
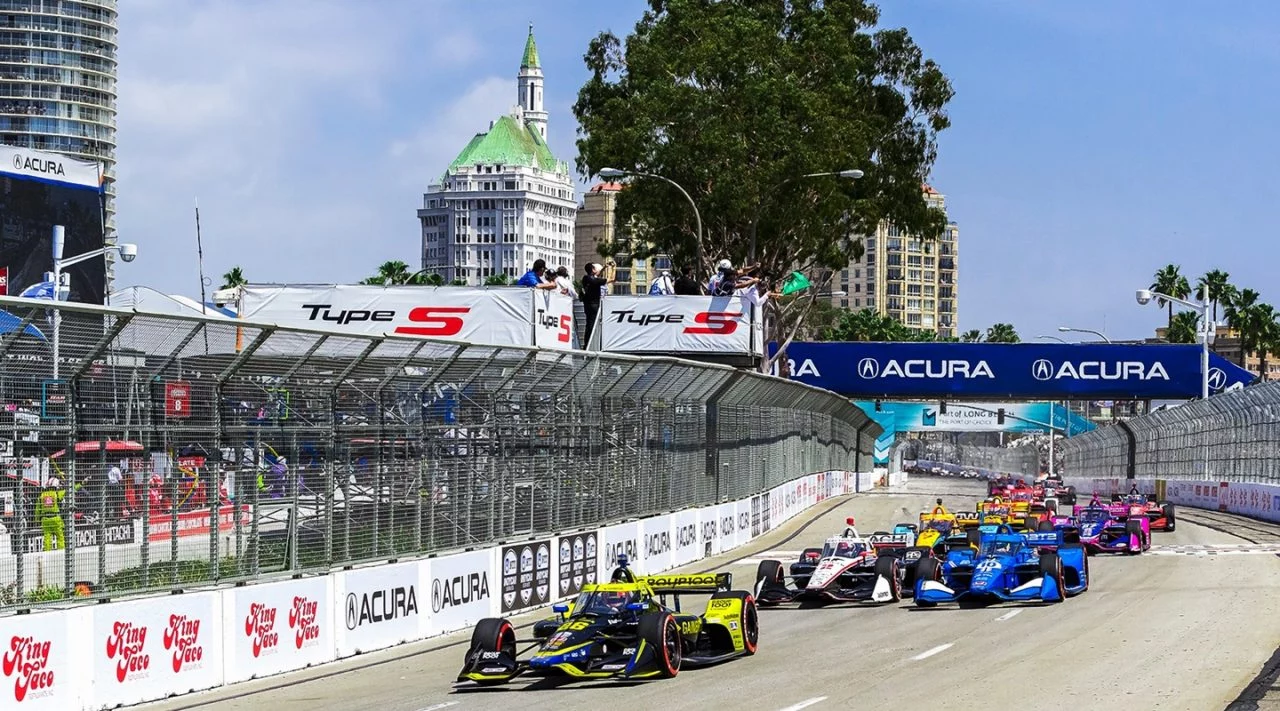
[1037, 335, 1068, 343]
[1136, 289, 1210, 400]
[49, 225, 139, 379]
[1058, 326, 1112, 343]
[749, 169, 864, 263]
[599, 168, 704, 272]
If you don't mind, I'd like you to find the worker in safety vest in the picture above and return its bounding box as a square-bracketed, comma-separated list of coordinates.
[35, 477, 66, 551]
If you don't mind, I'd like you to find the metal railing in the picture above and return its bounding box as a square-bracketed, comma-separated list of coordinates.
[898, 439, 1041, 478]
[0, 296, 878, 609]
[1062, 382, 1280, 483]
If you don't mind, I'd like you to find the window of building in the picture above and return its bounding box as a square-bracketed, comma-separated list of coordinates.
[855, 298, 861, 307]
[923, 270, 935, 281]
[887, 283, 902, 296]
[841, 269, 849, 281]
[866, 297, 875, 308]
[906, 312, 921, 326]
[887, 238, 903, 251]
[840, 298, 849, 308]
[854, 283, 861, 293]
[907, 284, 921, 296]
[924, 285, 935, 297]
[907, 255, 922, 266]
[907, 240, 921, 253]
[854, 269, 861, 278]
[907, 269, 921, 281]
[906, 298, 921, 310]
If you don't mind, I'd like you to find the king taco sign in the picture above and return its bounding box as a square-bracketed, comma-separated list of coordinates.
[3, 635, 55, 703]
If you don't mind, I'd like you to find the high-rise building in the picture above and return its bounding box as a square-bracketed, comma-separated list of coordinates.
[418, 26, 576, 285]
[573, 182, 671, 294]
[0, 1, 117, 276]
[830, 186, 959, 338]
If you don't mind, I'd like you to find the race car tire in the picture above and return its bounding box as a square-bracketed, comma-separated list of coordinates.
[913, 557, 942, 607]
[874, 555, 902, 602]
[1125, 519, 1144, 555]
[756, 559, 784, 587]
[709, 590, 759, 655]
[1039, 552, 1066, 602]
[1037, 519, 1055, 532]
[1161, 503, 1176, 532]
[638, 612, 682, 678]
[467, 618, 516, 685]
[1062, 487, 1077, 506]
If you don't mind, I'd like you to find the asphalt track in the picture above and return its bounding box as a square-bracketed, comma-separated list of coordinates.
[138, 478, 1280, 711]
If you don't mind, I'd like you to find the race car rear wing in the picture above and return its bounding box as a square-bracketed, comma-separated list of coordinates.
[640, 572, 733, 595]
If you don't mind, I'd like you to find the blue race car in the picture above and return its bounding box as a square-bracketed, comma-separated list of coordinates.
[913, 524, 1088, 607]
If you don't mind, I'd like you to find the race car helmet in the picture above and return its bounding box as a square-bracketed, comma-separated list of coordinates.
[593, 590, 635, 614]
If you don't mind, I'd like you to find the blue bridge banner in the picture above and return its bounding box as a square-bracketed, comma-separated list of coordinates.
[773, 342, 1256, 399]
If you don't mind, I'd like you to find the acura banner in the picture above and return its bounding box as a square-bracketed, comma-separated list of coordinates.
[599, 295, 762, 356]
[240, 285, 574, 351]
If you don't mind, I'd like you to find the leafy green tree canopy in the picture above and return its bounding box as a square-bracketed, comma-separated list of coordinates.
[573, 0, 954, 277]
[220, 266, 247, 290]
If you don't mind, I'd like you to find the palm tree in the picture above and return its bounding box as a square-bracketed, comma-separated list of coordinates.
[1254, 305, 1280, 378]
[421, 273, 445, 287]
[484, 274, 512, 286]
[449, 278, 467, 286]
[361, 260, 413, 285]
[1195, 269, 1233, 324]
[1165, 310, 1200, 344]
[1225, 288, 1263, 368]
[985, 323, 1020, 343]
[1151, 265, 1191, 329]
[220, 266, 247, 290]
[960, 329, 983, 343]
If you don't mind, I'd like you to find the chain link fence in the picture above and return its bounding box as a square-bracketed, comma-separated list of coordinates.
[1062, 382, 1280, 483]
[898, 439, 1041, 478]
[0, 296, 878, 609]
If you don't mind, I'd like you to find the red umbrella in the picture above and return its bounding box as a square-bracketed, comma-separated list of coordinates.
[50, 440, 145, 458]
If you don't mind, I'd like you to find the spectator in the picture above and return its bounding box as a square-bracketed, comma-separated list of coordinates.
[707, 259, 733, 295]
[107, 463, 125, 519]
[580, 263, 611, 347]
[35, 477, 65, 551]
[554, 265, 578, 299]
[648, 270, 675, 295]
[517, 259, 556, 289]
[674, 266, 702, 295]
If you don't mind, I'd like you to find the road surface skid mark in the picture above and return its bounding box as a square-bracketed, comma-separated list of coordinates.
[1150, 543, 1280, 556]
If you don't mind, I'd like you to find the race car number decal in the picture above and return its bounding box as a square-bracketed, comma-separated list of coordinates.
[975, 559, 1002, 573]
[560, 620, 591, 631]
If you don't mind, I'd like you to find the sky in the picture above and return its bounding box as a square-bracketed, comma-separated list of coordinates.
[114, 0, 1280, 342]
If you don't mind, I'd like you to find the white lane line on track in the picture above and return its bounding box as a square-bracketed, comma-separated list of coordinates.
[995, 609, 1022, 622]
[415, 703, 458, 711]
[776, 697, 828, 711]
[911, 643, 954, 661]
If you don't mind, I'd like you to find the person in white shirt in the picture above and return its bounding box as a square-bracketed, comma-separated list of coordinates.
[649, 271, 675, 295]
[554, 266, 578, 299]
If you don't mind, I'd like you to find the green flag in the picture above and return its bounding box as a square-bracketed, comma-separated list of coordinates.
[781, 271, 812, 296]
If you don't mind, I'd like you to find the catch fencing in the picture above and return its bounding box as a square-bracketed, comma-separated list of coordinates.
[899, 439, 1041, 478]
[0, 296, 878, 609]
[1061, 381, 1280, 483]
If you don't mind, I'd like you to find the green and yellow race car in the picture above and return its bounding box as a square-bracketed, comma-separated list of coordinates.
[457, 555, 759, 685]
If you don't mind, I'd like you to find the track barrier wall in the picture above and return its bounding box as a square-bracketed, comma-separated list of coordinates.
[1062, 381, 1280, 521]
[0, 469, 901, 710]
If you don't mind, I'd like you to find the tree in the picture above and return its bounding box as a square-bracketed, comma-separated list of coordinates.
[361, 260, 413, 286]
[220, 266, 247, 290]
[960, 329, 983, 343]
[1254, 305, 1280, 378]
[1165, 310, 1200, 344]
[1150, 265, 1191, 330]
[1195, 269, 1233, 325]
[484, 274, 512, 286]
[1225, 288, 1264, 368]
[449, 278, 467, 286]
[417, 273, 446, 287]
[574, 0, 953, 363]
[984, 323, 1019, 343]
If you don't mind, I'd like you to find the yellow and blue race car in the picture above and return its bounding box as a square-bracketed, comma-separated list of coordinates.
[457, 555, 758, 685]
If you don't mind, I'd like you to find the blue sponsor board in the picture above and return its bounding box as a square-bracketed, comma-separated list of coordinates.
[865, 409, 895, 466]
[854, 401, 1095, 437]
[773, 342, 1255, 399]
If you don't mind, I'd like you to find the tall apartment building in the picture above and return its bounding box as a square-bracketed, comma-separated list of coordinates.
[830, 185, 959, 338]
[573, 182, 671, 294]
[0, 0, 117, 278]
[417, 27, 576, 285]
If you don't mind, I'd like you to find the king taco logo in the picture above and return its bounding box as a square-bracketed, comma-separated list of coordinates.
[163, 614, 204, 673]
[105, 621, 150, 683]
[3, 635, 54, 703]
[289, 596, 321, 649]
[244, 603, 279, 658]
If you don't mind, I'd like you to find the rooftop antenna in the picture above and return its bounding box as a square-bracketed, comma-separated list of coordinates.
[194, 198, 210, 353]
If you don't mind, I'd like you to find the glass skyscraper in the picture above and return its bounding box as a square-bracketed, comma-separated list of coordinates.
[0, 0, 117, 269]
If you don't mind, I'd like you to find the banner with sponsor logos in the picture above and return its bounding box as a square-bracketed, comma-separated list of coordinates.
[0, 608, 74, 710]
[148, 505, 250, 542]
[599, 295, 762, 356]
[335, 562, 422, 658]
[641, 515, 673, 572]
[0, 145, 103, 191]
[12, 519, 135, 555]
[597, 521, 641, 576]
[499, 540, 552, 614]
[239, 285, 574, 351]
[775, 342, 1256, 399]
[555, 531, 598, 600]
[425, 550, 494, 637]
[223, 576, 331, 684]
[670, 509, 701, 568]
[854, 401, 1096, 437]
[92, 592, 223, 709]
